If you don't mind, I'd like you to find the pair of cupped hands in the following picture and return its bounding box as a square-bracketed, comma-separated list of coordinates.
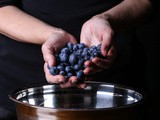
[41, 15, 116, 89]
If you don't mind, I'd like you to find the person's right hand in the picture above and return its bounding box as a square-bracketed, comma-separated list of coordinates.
[80, 15, 116, 77]
[41, 29, 87, 89]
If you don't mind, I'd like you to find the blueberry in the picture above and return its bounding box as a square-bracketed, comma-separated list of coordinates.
[73, 44, 78, 51]
[64, 75, 69, 80]
[90, 56, 94, 60]
[90, 45, 97, 52]
[92, 51, 99, 57]
[50, 67, 59, 75]
[97, 44, 101, 51]
[65, 66, 73, 73]
[59, 53, 68, 63]
[69, 53, 78, 65]
[59, 71, 66, 76]
[84, 55, 90, 61]
[74, 64, 81, 71]
[67, 42, 73, 50]
[47, 42, 103, 82]
[57, 65, 64, 71]
[76, 49, 83, 56]
[78, 43, 86, 49]
[78, 59, 84, 66]
[61, 47, 70, 54]
[81, 51, 87, 57]
[76, 70, 84, 79]
[67, 72, 73, 78]
[83, 48, 89, 53]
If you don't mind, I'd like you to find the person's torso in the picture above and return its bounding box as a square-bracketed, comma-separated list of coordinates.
[21, 0, 121, 40]
[0, 0, 122, 111]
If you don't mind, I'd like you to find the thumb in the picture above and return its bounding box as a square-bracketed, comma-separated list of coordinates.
[41, 43, 56, 67]
[68, 34, 77, 44]
[101, 32, 113, 57]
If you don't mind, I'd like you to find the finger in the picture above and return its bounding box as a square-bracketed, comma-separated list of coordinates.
[84, 59, 103, 74]
[84, 67, 103, 75]
[60, 81, 73, 88]
[101, 29, 114, 57]
[42, 43, 56, 67]
[76, 82, 87, 89]
[68, 34, 78, 44]
[84, 60, 96, 68]
[83, 60, 97, 74]
[69, 76, 79, 85]
[107, 45, 117, 60]
[92, 57, 112, 70]
[84, 75, 93, 81]
[83, 67, 94, 75]
[59, 76, 79, 88]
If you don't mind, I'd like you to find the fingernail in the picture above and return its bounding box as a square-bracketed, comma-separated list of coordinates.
[48, 60, 52, 67]
[95, 59, 100, 64]
[80, 83, 87, 89]
[101, 48, 108, 56]
[58, 79, 64, 82]
[69, 79, 75, 85]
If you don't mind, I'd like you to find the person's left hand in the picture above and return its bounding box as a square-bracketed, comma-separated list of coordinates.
[80, 15, 117, 77]
[42, 30, 87, 89]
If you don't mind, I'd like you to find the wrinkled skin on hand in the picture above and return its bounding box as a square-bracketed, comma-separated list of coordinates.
[42, 30, 87, 89]
[80, 15, 117, 77]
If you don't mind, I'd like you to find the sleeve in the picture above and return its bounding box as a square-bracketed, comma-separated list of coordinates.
[0, 0, 21, 7]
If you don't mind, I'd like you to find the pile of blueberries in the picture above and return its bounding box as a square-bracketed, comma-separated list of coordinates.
[48, 42, 102, 82]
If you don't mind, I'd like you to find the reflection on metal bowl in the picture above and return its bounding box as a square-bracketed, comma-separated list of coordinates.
[9, 81, 143, 120]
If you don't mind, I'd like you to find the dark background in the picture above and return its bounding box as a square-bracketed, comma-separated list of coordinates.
[135, 3, 160, 120]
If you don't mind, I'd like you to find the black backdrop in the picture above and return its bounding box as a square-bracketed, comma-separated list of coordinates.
[135, 3, 160, 120]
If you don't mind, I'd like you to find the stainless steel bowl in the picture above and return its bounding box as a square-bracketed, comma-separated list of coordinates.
[9, 81, 143, 120]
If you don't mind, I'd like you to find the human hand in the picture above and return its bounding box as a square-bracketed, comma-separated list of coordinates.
[80, 15, 116, 76]
[42, 30, 87, 88]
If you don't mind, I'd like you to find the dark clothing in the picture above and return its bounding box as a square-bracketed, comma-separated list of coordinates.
[0, 0, 122, 119]
[0, 0, 153, 119]
[135, 2, 160, 120]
